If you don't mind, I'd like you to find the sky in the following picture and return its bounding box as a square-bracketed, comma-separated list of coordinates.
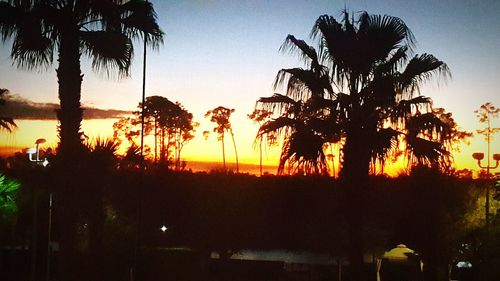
[0, 0, 499, 174]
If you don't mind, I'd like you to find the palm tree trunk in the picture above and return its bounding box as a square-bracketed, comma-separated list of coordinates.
[230, 129, 239, 173]
[259, 137, 263, 176]
[221, 132, 226, 171]
[161, 128, 166, 162]
[56, 30, 84, 159]
[330, 144, 335, 178]
[340, 125, 371, 281]
[55, 28, 84, 281]
[176, 129, 181, 170]
[154, 119, 158, 162]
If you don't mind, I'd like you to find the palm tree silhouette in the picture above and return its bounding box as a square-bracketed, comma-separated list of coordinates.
[82, 137, 120, 281]
[0, 0, 163, 161]
[205, 106, 239, 172]
[256, 11, 460, 280]
[255, 35, 335, 175]
[0, 88, 16, 132]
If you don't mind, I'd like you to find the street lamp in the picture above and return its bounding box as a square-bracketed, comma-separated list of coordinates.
[27, 138, 49, 166]
[472, 152, 500, 227]
[26, 138, 51, 281]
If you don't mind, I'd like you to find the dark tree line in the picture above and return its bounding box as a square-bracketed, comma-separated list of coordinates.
[1, 160, 486, 281]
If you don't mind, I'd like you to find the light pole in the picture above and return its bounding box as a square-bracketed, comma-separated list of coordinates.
[472, 152, 500, 227]
[26, 138, 50, 281]
[133, 1, 149, 280]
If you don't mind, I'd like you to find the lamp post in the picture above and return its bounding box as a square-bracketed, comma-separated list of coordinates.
[27, 138, 48, 166]
[472, 152, 500, 227]
[26, 138, 50, 281]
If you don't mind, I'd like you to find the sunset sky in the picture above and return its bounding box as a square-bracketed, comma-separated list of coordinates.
[1, 0, 499, 175]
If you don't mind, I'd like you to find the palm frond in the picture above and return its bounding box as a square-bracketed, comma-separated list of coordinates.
[358, 12, 415, 58]
[79, 0, 116, 22]
[258, 117, 296, 136]
[0, 1, 23, 41]
[0, 117, 16, 132]
[391, 96, 433, 124]
[85, 136, 119, 169]
[80, 30, 133, 78]
[407, 112, 448, 140]
[398, 53, 451, 96]
[120, 0, 164, 49]
[0, 88, 16, 132]
[0, 173, 21, 213]
[375, 46, 409, 76]
[405, 136, 449, 168]
[307, 116, 342, 139]
[92, 136, 119, 152]
[9, 10, 54, 70]
[370, 127, 400, 168]
[120, 142, 142, 169]
[257, 93, 299, 116]
[280, 34, 321, 70]
[310, 14, 353, 86]
[278, 130, 327, 175]
[273, 66, 333, 101]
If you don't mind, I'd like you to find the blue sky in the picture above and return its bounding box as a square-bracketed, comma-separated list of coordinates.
[1, 0, 499, 170]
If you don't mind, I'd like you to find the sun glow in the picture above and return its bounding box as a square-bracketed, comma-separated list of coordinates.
[1, 115, 492, 177]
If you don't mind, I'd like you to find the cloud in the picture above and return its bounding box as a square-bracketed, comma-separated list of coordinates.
[1, 94, 131, 120]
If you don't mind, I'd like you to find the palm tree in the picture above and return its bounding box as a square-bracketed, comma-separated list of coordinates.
[257, 93, 331, 175]
[1, 2, 162, 278]
[256, 11, 462, 281]
[205, 106, 239, 172]
[82, 137, 120, 281]
[0, 88, 16, 132]
[255, 35, 336, 175]
[0, 0, 163, 161]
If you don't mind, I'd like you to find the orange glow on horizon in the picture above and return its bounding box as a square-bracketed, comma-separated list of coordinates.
[1, 118, 498, 177]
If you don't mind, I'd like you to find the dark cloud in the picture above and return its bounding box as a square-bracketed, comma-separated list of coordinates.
[1, 94, 131, 120]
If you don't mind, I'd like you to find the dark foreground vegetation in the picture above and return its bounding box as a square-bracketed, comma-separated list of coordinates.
[1, 154, 498, 281]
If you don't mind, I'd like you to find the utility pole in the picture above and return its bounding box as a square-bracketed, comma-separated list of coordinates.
[473, 102, 500, 229]
[133, 2, 148, 280]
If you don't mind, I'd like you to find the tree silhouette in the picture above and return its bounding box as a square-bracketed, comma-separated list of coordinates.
[255, 11, 466, 280]
[0, 0, 163, 161]
[114, 96, 197, 169]
[81, 137, 120, 281]
[255, 34, 334, 175]
[0, 88, 16, 132]
[248, 109, 272, 176]
[475, 102, 500, 161]
[172, 104, 198, 170]
[142, 96, 177, 162]
[205, 106, 239, 172]
[113, 116, 141, 146]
